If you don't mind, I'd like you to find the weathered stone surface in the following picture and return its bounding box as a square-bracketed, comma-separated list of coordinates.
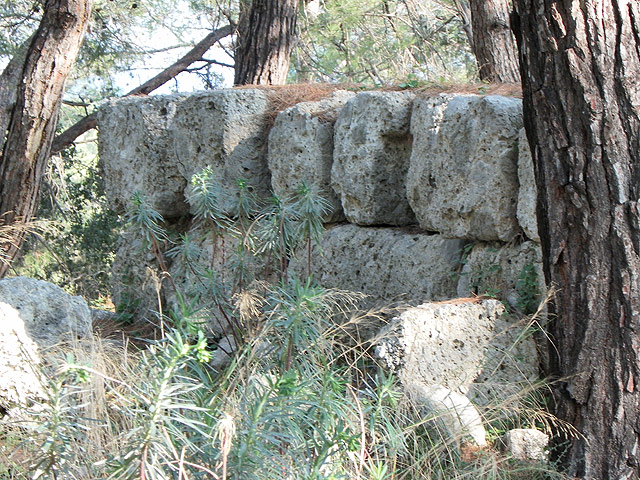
[98, 95, 187, 218]
[268, 90, 354, 222]
[172, 89, 271, 214]
[290, 224, 464, 305]
[0, 277, 92, 346]
[501, 428, 549, 461]
[0, 302, 46, 410]
[456, 240, 544, 310]
[517, 129, 540, 242]
[0, 278, 94, 412]
[376, 300, 505, 391]
[407, 95, 523, 241]
[332, 91, 416, 226]
[375, 298, 539, 407]
[406, 382, 487, 447]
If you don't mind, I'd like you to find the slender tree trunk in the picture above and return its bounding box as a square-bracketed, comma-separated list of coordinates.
[469, 0, 519, 82]
[0, 0, 92, 278]
[233, 0, 298, 85]
[453, 0, 474, 51]
[513, 1, 640, 478]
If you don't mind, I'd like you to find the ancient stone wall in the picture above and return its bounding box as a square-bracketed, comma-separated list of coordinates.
[98, 88, 542, 315]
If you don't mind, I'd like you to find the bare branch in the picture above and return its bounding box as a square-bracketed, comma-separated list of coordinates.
[51, 23, 234, 154]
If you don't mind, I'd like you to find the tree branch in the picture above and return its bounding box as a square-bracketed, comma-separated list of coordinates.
[51, 23, 234, 154]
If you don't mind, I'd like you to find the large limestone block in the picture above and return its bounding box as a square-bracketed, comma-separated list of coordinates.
[268, 90, 354, 222]
[98, 95, 187, 218]
[407, 95, 523, 241]
[172, 89, 271, 214]
[0, 302, 46, 410]
[289, 224, 464, 304]
[376, 300, 505, 391]
[0, 277, 92, 346]
[375, 299, 539, 407]
[332, 91, 416, 226]
[517, 129, 540, 242]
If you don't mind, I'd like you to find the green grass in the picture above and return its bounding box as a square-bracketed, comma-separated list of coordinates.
[0, 173, 570, 479]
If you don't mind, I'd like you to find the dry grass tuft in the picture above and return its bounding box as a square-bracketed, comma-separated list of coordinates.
[235, 81, 522, 129]
[412, 81, 522, 98]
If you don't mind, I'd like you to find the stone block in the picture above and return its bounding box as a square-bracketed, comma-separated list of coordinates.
[171, 89, 271, 214]
[98, 95, 188, 218]
[332, 91, 416, 225]
[268, 90, 354, 222]
[289, 224, 464, 304]
[376, 300, 505, 391]
[407, 95, 523, 241]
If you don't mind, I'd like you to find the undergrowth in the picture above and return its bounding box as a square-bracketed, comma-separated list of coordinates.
[0, 170, 570, 480]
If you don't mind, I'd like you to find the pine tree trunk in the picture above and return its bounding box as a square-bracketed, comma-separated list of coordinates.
[469, 0, 519, 82]
[233, 0, 298, 85]
[513, 1, 640, 477]
[0, 0, 92, 278]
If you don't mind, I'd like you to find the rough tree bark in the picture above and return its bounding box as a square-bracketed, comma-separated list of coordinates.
[469, 0, 519, 82]
[233, 0, 298, 85]
[513, 1, 640, 478]
[453, 0, 474, 51]
[0, 0, 92, 278]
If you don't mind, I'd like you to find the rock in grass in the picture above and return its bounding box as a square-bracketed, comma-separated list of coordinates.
[406, 382, 487, 447]
[0, 277, 93, 412]
[501, 428, 549, 461]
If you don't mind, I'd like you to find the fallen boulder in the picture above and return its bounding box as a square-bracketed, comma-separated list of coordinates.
[0, 277, 92, 346]
[375, 298, 539, 407]
[0, 277, 93, 412]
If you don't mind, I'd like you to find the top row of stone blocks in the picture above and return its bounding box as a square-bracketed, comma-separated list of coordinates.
[98, 88, 537, 242]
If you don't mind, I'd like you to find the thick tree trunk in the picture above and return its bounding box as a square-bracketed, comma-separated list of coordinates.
[513, 1, 640, 478]
[233, 0, 298, 85]
[0, 0, 92, 278]
[469, 0, 519, 82]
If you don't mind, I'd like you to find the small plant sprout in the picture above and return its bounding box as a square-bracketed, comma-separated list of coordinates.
[125, 192, 175, 290]
[293, 182, 331, 277]
[187, 167, 231, 269]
